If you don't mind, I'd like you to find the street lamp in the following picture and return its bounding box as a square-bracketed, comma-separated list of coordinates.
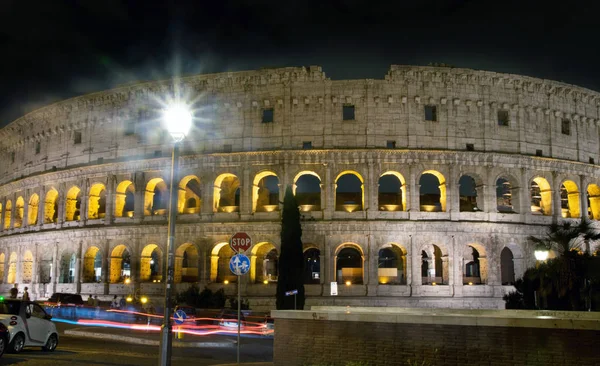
[158, 102, 192, 366]
[534, 243, 550, 262]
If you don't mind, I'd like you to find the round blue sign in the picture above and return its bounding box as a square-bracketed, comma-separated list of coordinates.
[229, 254, 250, 276]
[174, 309, 187, 325]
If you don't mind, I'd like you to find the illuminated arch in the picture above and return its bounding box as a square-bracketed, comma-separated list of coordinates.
[294, 171, 321, 211]
[88, 183, 107, 219]
[14, 197, 24, 228]
[114, 180, 135, 218]
[496, 176, 518, 213]
[335, 171, 364, 212]
[59, 251, 76, 283]
[174, 243, 199, 283]
[378, 243, 407, 284]
[109, 244, 131, 283]
[7, 252, 17, 284]
[44, 188, 59, 223]
[178, 175, 202, 214]
[28, 194, 39, 225]
[500, 247, 515, 285]
[530, 177, 552, 215]
[213, 173, 240, 213]
[587, 184, 600, 220]
[144, 178, 168, 216]
[3, 200, 12, 229]
[140, 244, 163, 282]
[560, 180, 580, 218]
[419, 170, 447, 212]
[250, 242, 278, 283]
[421, 244, 446, 285]
[0, 253, 5, 283]
[303, 246, 321, 284]
[210, 242, 235, 283]
[458, 174, 483, 212]
[83, 246, 101, 283]
[378, 171, 406, 211]
[335, 243, 364, 284]
[65, 186, 82, 221]
[462, 243, 488, 284]
[21, 250, 33, 284]
[253, 171, 280, 212]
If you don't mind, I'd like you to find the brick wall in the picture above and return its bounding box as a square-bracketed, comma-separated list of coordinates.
[274, 318, 599, 366]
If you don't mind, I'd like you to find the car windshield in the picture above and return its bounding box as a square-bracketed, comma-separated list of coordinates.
[0, 301, 20, 315]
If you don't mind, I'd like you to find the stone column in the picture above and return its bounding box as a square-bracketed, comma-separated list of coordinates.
[241, 168, 251, 219]
[15, 246, 22, 285]
[519, 168, 529, 216]
[202, 179, 213, 216]
[409, 165, 419, 212]
[366, 161, 376, 214]
[32, 244, 39, 285]
[9, 193, 16, 230]
[133, 172, 145, 223]
[410, 236, 422, 295]
[51, 244, 58, 293]
[102, 242, 110, 294]
[22, 189, 30, 228]
[0, 197, 5, 232]
[80, 179, 90, 224]
[74, 242, 82, 293]
[105, 176, 116, 225]
[448, 165, 459, 218]
[37, 186, 45, 226]
[580, 175, 589, 219]
[198, 248, 208, 284]
[57, 183, 66, 225]
[323, 163, 334, 220]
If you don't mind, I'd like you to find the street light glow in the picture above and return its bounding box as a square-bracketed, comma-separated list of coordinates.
[163, 103, 192, 142]
[535, 249, 549, 261]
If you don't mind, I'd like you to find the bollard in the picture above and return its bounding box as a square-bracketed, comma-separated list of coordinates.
[176, 326, 184, 340]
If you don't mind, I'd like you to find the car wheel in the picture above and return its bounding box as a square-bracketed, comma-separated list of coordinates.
[9, 333, 25, 353]
[42, 333, 58, 352]
[0, 335, 6, 357]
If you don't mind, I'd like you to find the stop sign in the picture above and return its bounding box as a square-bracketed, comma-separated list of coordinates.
[230, 232, 252, 253]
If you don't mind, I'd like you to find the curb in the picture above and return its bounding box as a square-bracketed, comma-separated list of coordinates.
[212, 363, 274, 366]
[64, 329, 236, 348]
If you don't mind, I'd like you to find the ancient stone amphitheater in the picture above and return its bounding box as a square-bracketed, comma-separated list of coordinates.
[1, 65, 599, 310]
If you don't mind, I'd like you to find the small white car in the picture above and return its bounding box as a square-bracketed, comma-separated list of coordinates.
[0, 299, 58, 353]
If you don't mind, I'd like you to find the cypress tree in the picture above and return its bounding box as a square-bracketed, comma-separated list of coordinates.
[276, 185, 305, 310]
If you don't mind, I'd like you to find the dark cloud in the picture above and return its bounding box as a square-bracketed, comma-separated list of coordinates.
[1, 0, 599, 126]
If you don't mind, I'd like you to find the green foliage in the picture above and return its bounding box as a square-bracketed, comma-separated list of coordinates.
[276, 185, 306, 310]
[176, 285, 226, 309]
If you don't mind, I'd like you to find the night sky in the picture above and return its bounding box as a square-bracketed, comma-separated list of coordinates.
[1, 0, 599, 127]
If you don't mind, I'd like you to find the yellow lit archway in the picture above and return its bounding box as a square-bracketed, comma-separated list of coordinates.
[140, 244, 163, 282]
[560, 180, 580, 218]
[178, 175, 201, 214]
[419, 170, 446, 212]
[252, 171, 280, 212]
[3, 200, 12, 229]
[293, 171, 321, 211]
[88, 183, 106, 219]
[249, 242, 278, 283]
[213, 174, 240, 213]
[0, 253, 5, 283]
[7, 252, 17, 284]
[531, 177, 552, 216]
[334, 243, 364, 284]
[335, 171, 365, 212]
[174, 243, 199, 283]
[110, 244, 131, 283]
[14, 197, 24, 228]
[65, 186, 82, 221]
[21, 250, 33, 284]
[587, 184, 600, 220]
[144, 178, 168, 216]
[44, 188, 59, 223]
[378, 171, 406, 211]
[28, 194, 39, 225]
[115, 180, 135, 218]
[83, 246, 101, 282]
[210, 242, 235, 283]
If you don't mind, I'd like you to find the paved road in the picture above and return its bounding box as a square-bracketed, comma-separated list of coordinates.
[1, 323, 273, 366]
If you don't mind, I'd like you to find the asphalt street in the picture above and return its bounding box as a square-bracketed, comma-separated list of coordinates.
[1, 322, 273, 366]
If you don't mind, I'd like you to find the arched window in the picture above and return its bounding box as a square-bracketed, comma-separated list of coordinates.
[28, 194, 39, 225]
[211, 243, 236, 283]
[4, 200, 11, 229]
[530, 177, 552, 215]
[500, 247, 515, 285]
[21, 250, 33, 284]
[88, 183, 107, 219]
[14, 197, 24, 228]
[59, 252, 76, 283]
[110, 245, 131, 283]
[588, 184, 600, 220]
[250, 243, 279, 283]
[458, 175, 479, 212]
[295, 172, 321, 212]
[336, 246, 363, 284]
[335, 172, 363, 212]
[0, 253, 5, 283]
[378, 245, 406, 284]
[83, 246, 101, 283]
[378, 172, 404, 211]
[253, 172, 280, 212]
[7, 252, 17, 284]
[303, 248, 320, 284]
[496, 178, 515, 213]
[44, 188, 59, 223]
[464, 247, 481, 284]
[421, 245, 445, 285]
[178, 175, 201, 214]
[560, 181, 580, 218]
[175, 244, 199, 283]
[140, 244, 163, 282]
[214, 174, 241, 213]
[65, 186, 82, 221]
[419, 171, 446, 212]
[115, 181, 135, 218]
[145, 178, 168, 216]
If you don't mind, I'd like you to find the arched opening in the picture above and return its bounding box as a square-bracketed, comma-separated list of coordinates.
[458, 175, 479, 212]
[294, 172, 321, 211]
[44, 188, 59, 223]
[145, 178, 168, 216]
[303, 248, 320, 284]
[335, 172, 364, 212]
[587, 184, 600, 220]
[7, 252, 17, 284]
[253, 172, 280, 212]
[560, 181, 580, 218]
[213, 174, 241, 213]
[496, 178, 516, 213]
[28, 194, 39, 225]
[38, 251, 52, 284]
[88, 183, 107, 219]
[3, 200, 11, 229]
[335, 245, 363, 284]
[175, 243, 199, 283]
[0, 204, 2, 230]
[0, 253, 5, 284]
[59, 252, 76, 283]
[21, 250, 33, 284]
[500, 247, 515, 285]
[140, 244, 163, 282]
[251, 243, 278, 283]
[178, 175, 202, 214]
[464, 246, 480, 284]
[65, 186, 82, 221]
[421, 245, 445, 285]
[378, 244, 406, 284]
[115, 180, 135, 218]
[14, 197, 24, 228]
[378, 172, 405, 211]
[83, 246, 102, 282]
[211, 243, 236, 283]
[110, 245, 131, 283]
[530, 177, 552, 215]
[419, 171, 446, 212]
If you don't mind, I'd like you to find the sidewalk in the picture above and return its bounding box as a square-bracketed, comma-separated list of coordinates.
[64, 326, 237, 348]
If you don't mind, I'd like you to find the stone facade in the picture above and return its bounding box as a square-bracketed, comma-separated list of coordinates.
[1, 65, 600, 309]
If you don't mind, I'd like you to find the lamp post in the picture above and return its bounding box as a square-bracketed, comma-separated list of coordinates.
[533, 243, 549, 309]
[158, 103, 192, 366]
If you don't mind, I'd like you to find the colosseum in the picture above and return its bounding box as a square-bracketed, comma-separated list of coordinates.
[1, 65, 599, 310]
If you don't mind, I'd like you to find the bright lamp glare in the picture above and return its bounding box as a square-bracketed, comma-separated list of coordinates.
[163, 104, 192, 142]
[534, 250, 549, 261]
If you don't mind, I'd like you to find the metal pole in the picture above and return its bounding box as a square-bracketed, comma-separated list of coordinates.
[237, 276, 241, 364]
[294, 294, 297, 310]
[158, 142, 180, 366]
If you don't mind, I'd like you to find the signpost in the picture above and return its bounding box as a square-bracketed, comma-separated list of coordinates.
[229, 232, 252, 365]
[285, 289, 298, 310]
[174, 309, 187, 341]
